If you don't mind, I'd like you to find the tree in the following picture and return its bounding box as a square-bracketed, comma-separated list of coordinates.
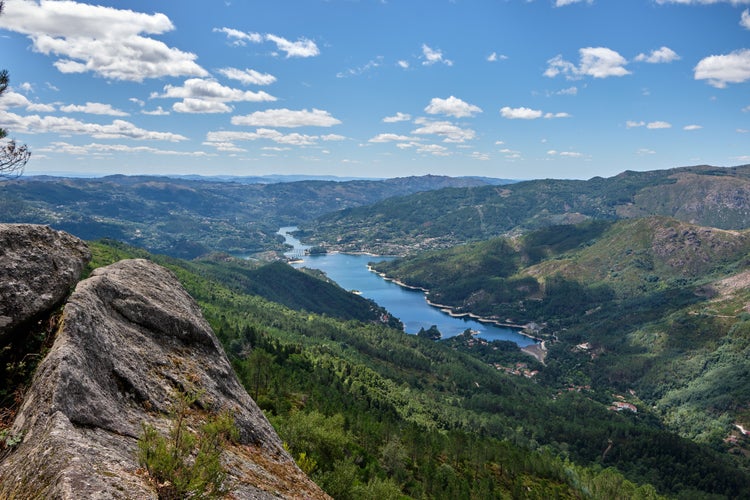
[0, 1, 31, 177]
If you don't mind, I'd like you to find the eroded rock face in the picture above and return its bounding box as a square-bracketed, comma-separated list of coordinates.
[0, 224, 91, 340]
[0, 258, 327, 499]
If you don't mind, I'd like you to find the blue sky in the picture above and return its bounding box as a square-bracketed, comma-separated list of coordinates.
[1, 0, 749, 180]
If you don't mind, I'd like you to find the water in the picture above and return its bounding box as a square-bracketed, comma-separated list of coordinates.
[277, 227, 536, 347]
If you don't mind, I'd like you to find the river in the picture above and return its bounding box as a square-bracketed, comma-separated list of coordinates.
[277, 227, 536, 347]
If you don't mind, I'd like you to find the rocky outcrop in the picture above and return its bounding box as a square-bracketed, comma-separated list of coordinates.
[0, 257, 327, 499]
[0, 224, 90, 341]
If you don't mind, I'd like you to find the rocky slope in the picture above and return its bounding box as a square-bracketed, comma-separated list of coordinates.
[0, 225, 326, 498]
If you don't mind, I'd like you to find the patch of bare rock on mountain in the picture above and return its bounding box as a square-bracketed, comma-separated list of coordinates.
[0, 252, 327, 498]
[0, 224, 91, 341]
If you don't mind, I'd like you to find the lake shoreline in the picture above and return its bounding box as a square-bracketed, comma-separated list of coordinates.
[368, 265, 543, 344]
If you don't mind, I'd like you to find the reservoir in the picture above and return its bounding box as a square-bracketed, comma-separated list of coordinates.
[278, 227, 536, 347]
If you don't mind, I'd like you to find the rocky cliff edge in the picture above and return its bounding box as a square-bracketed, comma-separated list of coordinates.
[0, 225, 326, 499]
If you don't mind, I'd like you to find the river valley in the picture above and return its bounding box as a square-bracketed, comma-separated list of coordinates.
[278, 227, 535, 347]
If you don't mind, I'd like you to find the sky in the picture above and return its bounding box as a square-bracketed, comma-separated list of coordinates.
[0, 0, 749, 180]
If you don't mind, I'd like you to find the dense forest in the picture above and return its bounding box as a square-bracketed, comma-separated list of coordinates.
[50, 240, 746, 498]
[371, 217, 750, 462]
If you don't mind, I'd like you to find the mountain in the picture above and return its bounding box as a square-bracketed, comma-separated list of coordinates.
[371, 216, 750, 461]
[0, 225, 326, 498]
[0, 174, 496, 259]
[304, 164, 750, 255]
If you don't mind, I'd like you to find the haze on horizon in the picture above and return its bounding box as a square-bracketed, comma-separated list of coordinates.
[1, 0, 749, 180]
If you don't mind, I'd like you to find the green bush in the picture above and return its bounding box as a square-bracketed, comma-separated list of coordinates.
[138, 391, 238, 499]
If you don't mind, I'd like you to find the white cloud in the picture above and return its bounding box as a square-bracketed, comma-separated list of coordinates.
[142, 106, 170, 116]
[500, 106, 570, 120]
[383, 112, 411, 123]
[742, 9, 750, 29]
[41, 141, 210, 157]
[214, 27, 319, 58]
[555, 0, 594, 6]
[425, 96, 482, 118]
[415, 143, 450, 156]
[154, 78, 276, 103]
[694, 49, 750, 88]
[548, 149, 583, 157]
[206, 129, 320, 146]
[470, 151, 490, 160]
[266, 33, 319, 58]
[0, 0, 207, 82]
[397, 60, 410, 69]
[500, 106, 542, 119]
[684, 124, 703, 130]
[637, 148, 656, 155]
[0, 90, 54, 112]
[321, 134, 346, 141]
[647, 121, 672, 129]
[59, 102, 129, 116]
[129, 98, 145, 107]
[635, 46, 680, 64]
[213, 27, 262, 46]
[545, 47, 630, 79]
[626, 120, 671, 129]
[173, 99, 232, 114]
[369, 133, 416, 143]
[217, 67, 277, 86]
[0, 110, 187, 141]
[412, 118, 475, 143]
[422, 44, 453, 66]
[231, 108, 341, 128]
[487, 52, 508, 62]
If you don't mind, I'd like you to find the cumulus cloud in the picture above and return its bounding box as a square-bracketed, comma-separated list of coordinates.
[217, 67, 277, 86]
[214, 27, 319, 57]
[742, 9, 750, 29]
[383, 112, 411, 123]
[152, 78, 276, 113]
[0, 89, 55, 112]
[635, 46, 680, 63]
[231, 108, 341, 128]
[59, 102, 129, 116]
[684, 124, 703, 131]
[694, 49, 750, 88]
[499, 107, 569, 120]
[206, 129, 320, 147]
[41, 141, 210, 157]
[368, 133, 417, 143]
[425, 96, 482, 118]
[545, 47, 630, 79]
[142, 106, 170, 116]
[397, 60, 410, 69]
[412, 118, 475, 143]
[422, 44, 453, 66]
[0, 0, 207, 82]
[500, 107, 542, 119]
[0, 110, 187, 141]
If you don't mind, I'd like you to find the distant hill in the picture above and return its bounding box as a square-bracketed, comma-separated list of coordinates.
[0, 174, 496, 259]
[371, 216, 750, 461]
[304, 164, 750, 255]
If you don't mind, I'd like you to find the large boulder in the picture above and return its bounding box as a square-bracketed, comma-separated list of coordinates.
[0, 224, 90, 341]
[0, 258, 327, 499]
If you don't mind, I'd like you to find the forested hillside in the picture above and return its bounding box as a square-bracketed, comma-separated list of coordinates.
[304, 164, 750, 255]
[371, 217, 750, 463]
[68, 240, 749, 498]
[0, 174, 491, 259]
